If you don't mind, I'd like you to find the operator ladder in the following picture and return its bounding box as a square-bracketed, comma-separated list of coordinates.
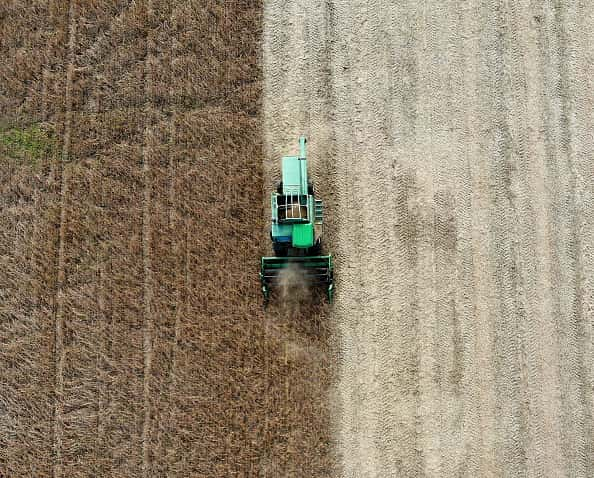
[314, 199, 323, 225]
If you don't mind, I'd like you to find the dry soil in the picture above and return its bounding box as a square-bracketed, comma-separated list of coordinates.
[263, 1, 594, 476]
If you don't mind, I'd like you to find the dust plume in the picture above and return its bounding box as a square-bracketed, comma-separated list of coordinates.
[278, 262, 311, 310]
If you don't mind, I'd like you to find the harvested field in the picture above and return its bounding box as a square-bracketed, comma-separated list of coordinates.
[263, 1, 594, 477]
[1, 1, 332, 476]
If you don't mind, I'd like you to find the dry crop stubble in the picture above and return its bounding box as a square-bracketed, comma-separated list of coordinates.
[1, 0, 334, 476]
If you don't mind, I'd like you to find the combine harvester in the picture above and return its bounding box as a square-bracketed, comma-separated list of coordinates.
[260, 136, 334, 307]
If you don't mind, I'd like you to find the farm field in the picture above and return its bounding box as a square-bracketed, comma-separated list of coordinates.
[263, 0, 594, 476]
[1, 1, 332, 476]
[2, 0, 594, 477]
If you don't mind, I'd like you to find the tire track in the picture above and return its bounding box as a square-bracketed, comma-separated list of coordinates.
[548, 3, 589, 474]
[141, 123, 154, 478]
[457, 4, 498, 476]
[567, 2, 594, 475]
[479, 3, 531, 474]
[77, 0, 134, 66]
[94, 85, 110, 470]
[165, 119, 184, 478]
[375, 3, 423, 476]
[328, 4, 368, 468]
[525, 2, 581, 474]
[414, 3, 469, 475]
[503, 3, 554, 476]
[141, 3, 155, 473]
[53, 2, 76, 477]
[353, 3, 398, 472]
[413, 2, 440, 474]
[41, 68, 49, 122]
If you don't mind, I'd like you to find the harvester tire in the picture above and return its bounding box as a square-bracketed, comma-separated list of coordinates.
[273, 243, 289, 257]
[311, 238, 322, 255]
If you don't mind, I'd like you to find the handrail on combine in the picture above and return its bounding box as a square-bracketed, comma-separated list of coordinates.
[260, 255, 334, 307]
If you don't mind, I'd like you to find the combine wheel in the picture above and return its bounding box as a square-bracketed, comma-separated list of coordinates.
[310, 238, 322, 255]
[273, 242, 289, 257]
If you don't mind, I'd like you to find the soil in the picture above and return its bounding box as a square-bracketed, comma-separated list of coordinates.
[263, 1, 594, 476]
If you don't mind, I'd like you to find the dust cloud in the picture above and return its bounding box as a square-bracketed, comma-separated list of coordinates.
[277, 263, 311, 311]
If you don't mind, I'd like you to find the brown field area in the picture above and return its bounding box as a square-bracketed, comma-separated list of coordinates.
[0, 1, 332, 476]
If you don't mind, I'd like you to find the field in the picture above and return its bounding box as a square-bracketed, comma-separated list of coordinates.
[264, 1, 593, 476]
[0, 1, 331, 476]
[2, 0, 594, 477]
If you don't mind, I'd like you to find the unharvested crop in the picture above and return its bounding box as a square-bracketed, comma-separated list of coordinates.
[0, 1, 333, 476]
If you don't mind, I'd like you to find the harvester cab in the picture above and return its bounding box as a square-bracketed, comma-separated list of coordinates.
[260, 136, 334, 307]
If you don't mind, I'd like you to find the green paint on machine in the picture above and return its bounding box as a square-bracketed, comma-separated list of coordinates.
[260, 136, 334, 307]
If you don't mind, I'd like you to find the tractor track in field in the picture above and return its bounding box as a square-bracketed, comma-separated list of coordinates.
[53, 3, 76, 477]
[263, 1, 594, 476]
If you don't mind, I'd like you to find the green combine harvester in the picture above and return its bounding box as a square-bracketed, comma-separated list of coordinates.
[260, 136, 334, 306]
